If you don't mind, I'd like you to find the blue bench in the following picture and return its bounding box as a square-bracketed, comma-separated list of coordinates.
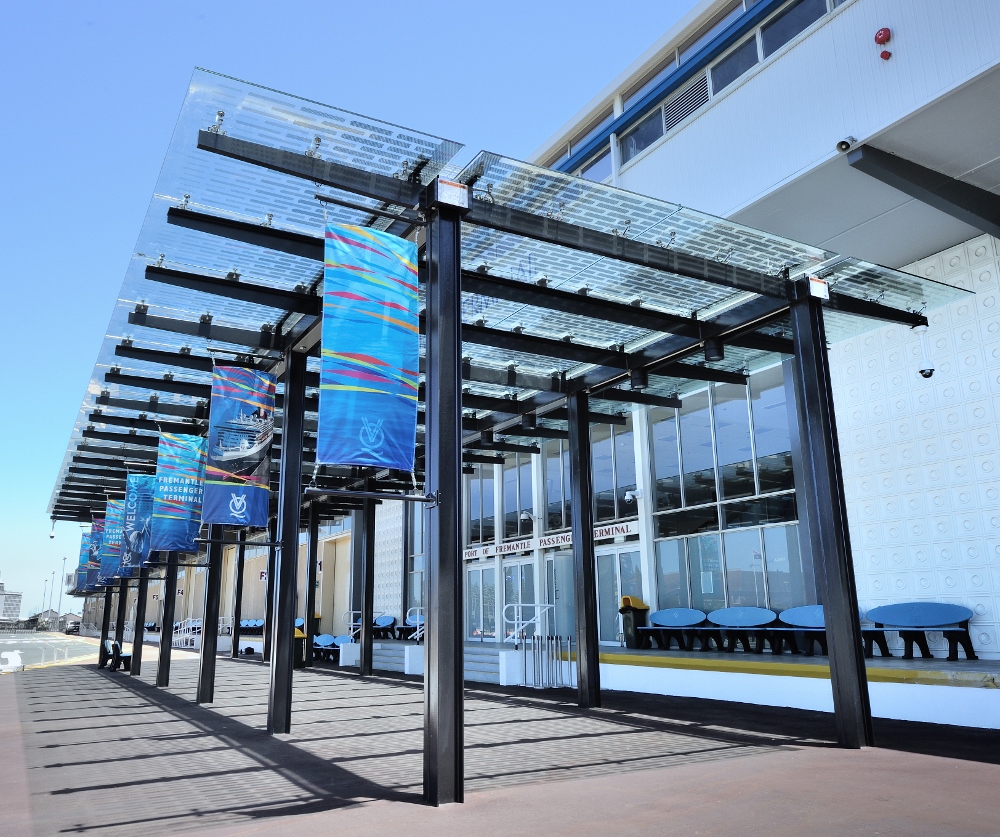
[374, 614, 396, 639]
[864, 602, 977, 661]
[294, 618, 305, 629]
[771, 605, 826, 656]
[638, 608, 707, 651]
[708, 607, 776, 653]
[312, 634, 336, 660]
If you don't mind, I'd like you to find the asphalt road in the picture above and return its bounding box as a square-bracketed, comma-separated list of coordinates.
[0, 632, 97, 669]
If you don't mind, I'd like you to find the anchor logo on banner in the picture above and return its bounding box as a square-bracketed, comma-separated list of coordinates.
[359, 417, 385, 456]
[229, 493, 249, 522]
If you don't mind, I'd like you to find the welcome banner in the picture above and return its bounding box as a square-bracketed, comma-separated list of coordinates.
[202, 366, 275, 527]
[150, 433, 207, 553]
[85, 518, 104, 591]
[98, 499, 125, 584]
[318, 224, 419, 471]
[121, 473, 156, 573]
[76, 531, 91, 591]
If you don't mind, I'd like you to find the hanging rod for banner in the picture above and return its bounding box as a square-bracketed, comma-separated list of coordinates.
[314, 192, 425, 226]
[302, 487, 437, 504]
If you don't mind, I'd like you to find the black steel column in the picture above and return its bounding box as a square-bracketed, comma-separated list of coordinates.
[567, 390, 601, 708]
[231, 530, 246, 659]
[197, 524, 224, 704]
[304, 505, 319, 667]
[98, 587, 113, 667]
[359, 491, 376, 677]
[156, 552, 178, 687]
[422, 192, 465, 805]
[268, 348, 307, 735]
[130, 566, 150, 676]
[788, 280, 874, 748]
[263, 517, 277, 663]
[114, 578, 128, 644]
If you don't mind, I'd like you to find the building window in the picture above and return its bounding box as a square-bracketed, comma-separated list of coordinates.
[619, 108, 665, 165]
[543, 438, 569, 531]
[679, 390, 717, 506]
[466, 565, 496, 640]
[591, 415, 637, 523]
[649, 406, 682, 511]
[679, 0, 745, 64]
[623, 52, 679, 112]
[467, 464, 495, 545]
[406, 504, 425, 612]
[761, 0, 827, 58]
[713, 382, 756, 501]
[750, 363, 794, 492]
[710, 35, 759, 94]
[569, 108, 614, 156]
[579, 147, 612, 182]
[501, 453, 533, 539]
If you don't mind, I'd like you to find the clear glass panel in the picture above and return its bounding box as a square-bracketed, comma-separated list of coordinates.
[711, 36, 759, 94]
[580, 147, 612, 182]
[623, 57, 678, 111]
[571, 109, 615, 155]
[592, 424, 616, 522]
[619, 551, 644, 600]
[520, 563, 536, 636]
[688, 534, 726, 612]
[750, 364, 794, 493]
[482, 567, 497, 639]
[722, 493, 796, 529]
[549, 550, 576, 638]
[597, 553, 621, 643]
[469, 471, 481, 544]
[680, 0, 744, 63]
[503, 455, 519, 539]
[503, 564, 519, 640]
[723, 528, 767, 608]
[467, 570, 483, 639]
[563, 444, 573, 530]
[482, 466, 495, 542]
[655, 505, 719, 538]
[656, 539, 688, 609]
[410, 503, 424, 555]
[619, 109, 665, 165]
[614, 418, 637, 516]
[408, 571, 423, 610]
[650, 407, 682, 511]
[713, 382, 755, 501]
[680, 390, 716, 506]
[761, 0, 827, 59]
[545, 439, 564, 531]
[763, 523, 813, 612]
[519, 455, 533, 536]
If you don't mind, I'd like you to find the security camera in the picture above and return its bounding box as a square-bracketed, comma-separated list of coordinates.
[836, 136, 857, 153]
[623, 489, 643, 503]
[914, 324, 935, 379]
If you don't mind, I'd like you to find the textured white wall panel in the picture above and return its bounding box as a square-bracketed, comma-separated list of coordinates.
[373, 501, 403, 619]
[832, 234, 1000, 658]
[617, 0, 1000, 217]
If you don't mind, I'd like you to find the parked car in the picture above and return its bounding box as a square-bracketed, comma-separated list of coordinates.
[64, 621, 80, 635]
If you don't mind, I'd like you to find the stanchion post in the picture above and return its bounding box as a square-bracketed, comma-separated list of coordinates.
[197, 524, 224, 704]
[130, 566, 150, 676]
[231, 530, 246, 659]
[156, 552, 178, 687]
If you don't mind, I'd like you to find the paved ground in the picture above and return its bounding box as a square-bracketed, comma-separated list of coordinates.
[0, 631, 99, 669]
[4, 655, 1000, 837]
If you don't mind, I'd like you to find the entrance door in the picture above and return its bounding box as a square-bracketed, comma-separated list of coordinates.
[502, 557, 536, 640]
[466, 565, 496, 641]
[596, 549, 643, 644]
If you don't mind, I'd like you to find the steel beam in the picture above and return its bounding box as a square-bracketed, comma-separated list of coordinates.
[130, 566, 150, 676]
[196, 524, 224, 704]
[114, 578, 128, 646]
[422, 192, 465, 806]
[788, 280, 873, 748]
[98, 587, 113, 667]
[96, 394, 208, 420]
[848, 145, 1000, 240]
[304, 506, 319, 667]
[263, 517, 277, 663]
[115, 343, 215, 373]
[145, 265, 322, 315]
[82, 428, 160, 448]
[106, 369, 213, 399]
[657, 363, 747, 385]
[129, 309, 284, 352]
[359, 490, 376, 678]
[592, 389, 682, 409]
[231, 531, 246, 659]
[89, 411, 205, 436]
[156, 553, 179, 687]
[268, 348, 307, 735]
[826, 291, 927, 328]
[77, 444, 158, 462]
[567, 391, 600, 708]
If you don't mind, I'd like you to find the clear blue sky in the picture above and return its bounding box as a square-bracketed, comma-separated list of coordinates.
[0, 0, 697, 616]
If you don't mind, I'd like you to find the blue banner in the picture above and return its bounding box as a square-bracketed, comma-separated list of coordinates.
[75, 532, 90, 591]
[85, 518, 104, 591]
[202, 366, 275, 527]
[318, 224, 419, 471]
[98, 499, 125, 584]
[121, 473, 156, 573]
[150, 433, 207, 553]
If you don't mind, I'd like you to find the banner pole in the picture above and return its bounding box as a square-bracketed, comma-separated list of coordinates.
[231, 530, 246, 659]
[197, 524, 224, 704]
[304, 508, 319, 667]
[98, 587, 113, 667]
[114, 578, 128, 646]
[156, 552, 178, 687]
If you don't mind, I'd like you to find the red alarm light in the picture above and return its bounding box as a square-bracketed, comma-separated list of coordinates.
[875, 27, 891, 45]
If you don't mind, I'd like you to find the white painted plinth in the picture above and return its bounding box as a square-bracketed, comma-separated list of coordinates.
[339, 642, 360, 667]
[404, 644, 424, 675]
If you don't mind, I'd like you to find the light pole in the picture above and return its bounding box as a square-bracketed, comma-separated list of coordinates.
[49, 570, 55, 622]
[40, 579, 47, 618]
[57, 557, 66, 627]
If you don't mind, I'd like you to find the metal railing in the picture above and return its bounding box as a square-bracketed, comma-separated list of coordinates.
[405, 607, 425, 641]
[502, 603, 555, 643]
[519, 633, 575, 690]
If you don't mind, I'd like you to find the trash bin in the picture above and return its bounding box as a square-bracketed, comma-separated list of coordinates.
[619, 595, 650, 649]
[293, 628, 306, 669]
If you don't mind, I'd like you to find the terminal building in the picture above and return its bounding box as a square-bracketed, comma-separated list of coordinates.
[62, 0, 1000, 747]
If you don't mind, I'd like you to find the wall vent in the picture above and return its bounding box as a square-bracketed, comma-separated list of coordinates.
[662, 73, 710, 135]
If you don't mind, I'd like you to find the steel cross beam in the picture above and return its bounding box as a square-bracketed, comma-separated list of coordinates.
[145, 264, 322, 315]
[115, 343, 214, 373]
[77, 443, 158, 462]
[128, 309, 284, 352]
[96, 394, 208, 420]
[106, 370, 212, 399]
[88, 411, 206, 436]
[82, 429, 160, 447]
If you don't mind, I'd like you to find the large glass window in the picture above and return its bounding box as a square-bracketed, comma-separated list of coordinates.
[713, 382, 755, 501]
[623, 55, 678, 111]
[680, 0, 744, 63]
[761, 0, 826, 58]
[406, 505, 424, 611]
[680, 390, 716, 506]
[543, 439, 573, 532]
[763, 524, 812, 612]
[750, 363, 794, 492]
[580, 147, 612, 183]
[467, 565, 496, 640]
[650, 406, 682, 511]
[592, 423, 616, 522]
[619, 108, 664, 165]
[546, 549, 576, 636]
[467, 464, 495, 545]
[655, 539, 688, 609]
[710, 35, 759, 94]
[723, 528, 767, 607]
[688, 534, 726, 612]
[501, 453, 534, 539]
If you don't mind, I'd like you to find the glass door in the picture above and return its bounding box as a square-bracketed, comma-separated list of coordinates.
[502, 558, 536, 640]
[595, 549, 644, 644]
[466, 566, 496, 641]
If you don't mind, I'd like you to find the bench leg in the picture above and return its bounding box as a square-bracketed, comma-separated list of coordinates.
[944, 630, 978, 662]
[873, 631, 891, 658]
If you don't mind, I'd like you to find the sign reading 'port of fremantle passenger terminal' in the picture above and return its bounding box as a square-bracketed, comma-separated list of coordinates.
[462, 520, 641, 560]
[150, 433, 207, 553]
[202, 366, 275, 528]
[318, 224, 420, 472]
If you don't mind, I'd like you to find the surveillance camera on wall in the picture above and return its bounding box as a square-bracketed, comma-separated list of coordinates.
[623, 489, 643, 503]
[836, 136, 857, 153]
[914, 324, 934, 379]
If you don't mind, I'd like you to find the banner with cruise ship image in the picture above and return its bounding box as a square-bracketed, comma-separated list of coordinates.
[202, 366, 276, 527]
[85, 517, 104, 590]
[76, 530, 91, 592]
[151, 433, 207, 553]
[318, 224, 419, 471]
[98, 499, 125, 584]
[121, 473, 156, 572]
